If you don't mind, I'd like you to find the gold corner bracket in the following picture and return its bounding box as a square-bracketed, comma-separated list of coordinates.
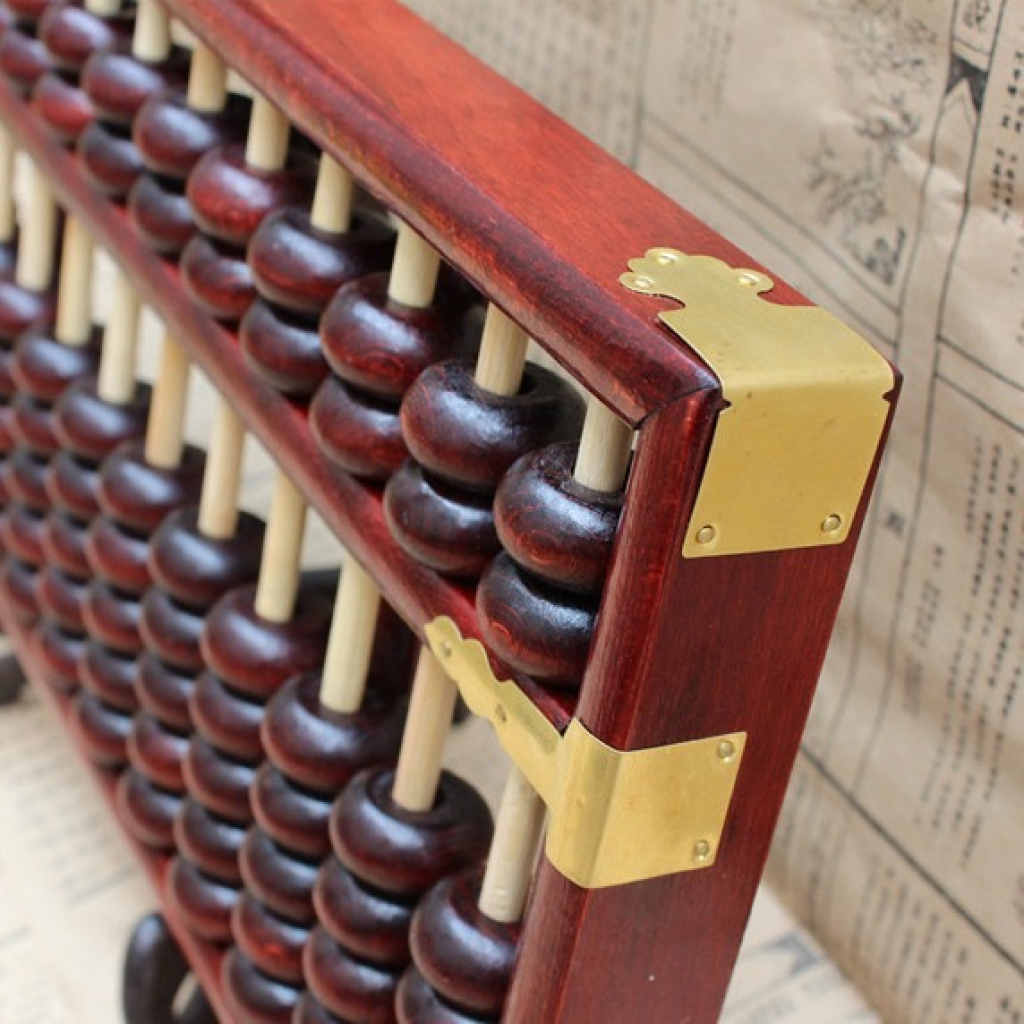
[426, 616, 746, 890]
[621, 249, 895, 558]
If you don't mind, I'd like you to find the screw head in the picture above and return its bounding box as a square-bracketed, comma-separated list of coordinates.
[696, 524, 716, 545]
[717, 740, 736, 761]
[821, 513, 842, 534]
[693, 839, 712, 863]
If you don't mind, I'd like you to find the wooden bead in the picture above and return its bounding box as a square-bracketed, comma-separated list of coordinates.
[82, 578, 143, 653]
[0, 25, 51, 96]
[200, 583, 333, 700]
[5, 0, 53, 21]
[232, 894, 307, 984]
[84, 511, 150, 591]
[0, 278, 55, 340]
[221, 948, 298, 1024]
[36, 562, 87, 629]
[67, 689, 131, 767]
[54, 378, 150, 460]
[0, 502, 46, 560]
[313, 854, 412, 967]
[77, 120, 144, 197]
[303, 925, 402, 1024]
[78, 640, 136, 709]
[238, 299, 328, 397]
[32, 618, 84, 694]
[309, 376, 405, 482]
[137, 652, 194, 731]
[182, 734, 258, 825]
[178, 232, 258, 322]
[47, 452, 101, 520]
[127, 709, 187, 792]
[38, 3, 122, 70]
[116, 769, 180, 849]
[329, 768, 493, 898]
[476, 553, 597, 686]
[10, 395, 59, 455]
[82, 44, 187, 124]
[174, 799, 246, 883]
[250, 762, 332, 859]
[166, 856, 238, 943]
[0, 556, 40, 625]
[409, 868, 518, 1018]
[138, 586, 205, 671]
[126, 171, 196, 254]
[293, 993, 343, 1024]
[7, 449, 50, 506]
[30, 66, 94, 143]
[395, 967, 485, 1024]
[239, 825, 319, 923]
[189, 670, 265, 762]
[12, 324, 102, 399]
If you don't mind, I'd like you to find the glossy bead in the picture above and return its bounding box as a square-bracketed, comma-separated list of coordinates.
[293, 994, 344, 1024]
[38, 2, 122, 69]
[476, 553, 597, 687]
[31, 65, 94, 142]
[78, 641, 137, 710]
[166, 856, 238, 943]
[177, 232, 258, 322]
[67, 690, 131, 767]
[12, 324, 102, 400]
[10, 394, 59, 454]
[174, 799, 246, 883]
[36, 563, 87, 629]
[32, 618, 84, 693]
[221, 948, 298, 1024]
[47, 452, 101, 520]
[54, 378, 150, 460]
[189, 670, 265, 762]
[238, 299, 328, 397]
[182, 734, 257, 825]
[232, 893, 307, 984]
[136, 652, 194, 731]
[409, 868, 517, 1018]
[239, 825, 318, 923]
[0, 556, 40, 625]
[0, 23, 50, 96]
[85, 512, 150, 591]
[82, 577, 143, 653]
[138, 586, 204, 671]
[7, 448, 50, 505]
[395, 967, 485, 1024]
[0, 279, 54, 340]
[116, 769, 181, 849]
[250, 762, 331, 859]
[127, 710, 187, 792]
[77, 119, 143, 197]
[0, 502, 46, 561]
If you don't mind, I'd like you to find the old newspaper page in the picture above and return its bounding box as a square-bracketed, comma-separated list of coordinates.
[408, 2, 1024, 1021]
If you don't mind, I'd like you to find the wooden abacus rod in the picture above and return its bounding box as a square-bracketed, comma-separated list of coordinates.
[0, 126, 16, 245]
[318, 554, 381, 714]
[309, 154, 353, 236]
[244, 91, 290, 173]
[54, 217, 94, 347]
[388, 222, 441, 309]
[132, 0, 172, 63]
[15, 164, 58, 293]
[186, 42, 229, 113]
[96, 272, 142, 405]
[144, 335, 191, 469]
[196, 399, 246, 539]
[252, 471, 307, 623]
[85, 0, 123, 15]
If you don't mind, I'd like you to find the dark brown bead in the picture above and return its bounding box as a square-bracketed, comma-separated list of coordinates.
[476, 553, 596, 687]
[201, 583, 333, 700]
[116, 768, 179, 850]
[0, 25, 50, 96]
[183, 734, 257, 824]
[166, 856, 238, 943]
[10, 394, 60, 455]
[395, 967, 486, 1024]
[137, 652, 194, 731]
[293, 993, 343, 1024]
[238, 299, 327, 397]
[409, 868, 517, 1018]
[310, 377, 405, 482]
[85, 513, 150, 591]
[232, 894, 307, 984]
[47, 452, 101, 520]
[239, 825, 318, 923]
[82, 578, 143, 653]
[178, 232, 256, 322]
[7, 448, 51, 505]
[67, 689, 130, 767]
[78, 640, 137, 710]
[6, 0, 53, 22]
[127, 709, 187, 792]
[38, 3, 122, 71]
[12, 324, 102, 400]
[0, 279, 54, 341]
[250, 762, 332, 859]
[36, 563, 87, 630]
[77, 119, 143, 197]
[313, 855, 412, 967]
[330, 768, 493, 899]
[0, 501, 46, 561]
[148, 507, 265, 607]
[383, 460, 498, 578]
[126, 173, 196, 255]
[31, 68, 94, 143]
[261, 670, 407, 793]
[221, 948, 299, 1024]
[97, 440, 205, 532]
[54, 378, 150, 460]
[32, 618, 84, 693]
[189, 670, 265, 762]
[138, 586, 204, 671]
[303, 925, 402, 1024]
[0, 556, 39, 624]
[174, 799, 246, 883]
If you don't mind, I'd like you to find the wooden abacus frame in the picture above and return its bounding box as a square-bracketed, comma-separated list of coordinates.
[0, 1, 899, 1021]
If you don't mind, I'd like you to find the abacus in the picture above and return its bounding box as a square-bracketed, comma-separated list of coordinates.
[0, 2, 900, 1022]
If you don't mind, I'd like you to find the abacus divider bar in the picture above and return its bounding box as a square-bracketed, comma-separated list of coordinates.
[318, 554, 381, 714]
[133, 0, 173, 62]
[478, 767, 546, 924]
[388, 223, 440, 309]
[16, 165, 58, 293]
[55, 216, 94, 347]
[390, 649, 458, 813]
[244, 91, 290, 173]
[310, 154, 353, 235]
[97, 273, 142, 405]
[475, 305, 528, 396]
[196, 399, 245, 539]
[0, 126, 15, 244]
[144, 334, 190, 469]
[186, 43, 228, 113]
[253, 470, 307, 623]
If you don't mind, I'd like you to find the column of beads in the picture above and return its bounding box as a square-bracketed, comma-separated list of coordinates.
[398, 399, 633, 1022]
[79, 0, 187, 198]
[0, 161, 59, 624]
[223, 559, 417, 1024]
[129, 39, 248, 255]
[33, 0, 132, 145]
[181, 81, 314, 322]
[20, 217, 101, 694]
[241, 150, 395, 397]
[311, 222, 479, 484]
[168, 472, 333, 944]
[67, 283, 201, 765]
[0, 0, 54, 98]
[116, 399, 265, 850]
[299, 309, 579, 1024]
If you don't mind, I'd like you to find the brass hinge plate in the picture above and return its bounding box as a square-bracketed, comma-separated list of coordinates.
[621, 250, 894, 558]
[427, 616, 746, 890]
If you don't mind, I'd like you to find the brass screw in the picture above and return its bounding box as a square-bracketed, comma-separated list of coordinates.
[632, 275, 654, 289]
[693, 839, 712, 863]
[821, 513, 842, 534]
[717, 740, 736, 762]
[696, 524, 716, 545]
[440, 640, 453, 658]
[654, 250, 679, 265]
[495, 704, 508, 724]
[737, 272, 761, 287]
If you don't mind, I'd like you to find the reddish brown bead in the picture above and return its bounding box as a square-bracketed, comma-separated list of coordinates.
[6, 451, 49, 509]
[0, 24, 50, 96]
[127, 173, 198, 255]
[38, 3, 122, 71]
[10, 394, 60, 455]
[85, 512, 150, 591]
[0, 279, 54, 341]
[182, 734, 257, 825]
[115, 768, 179, 849]
[232, 893, 307, 984]
[82, 44, 188, 124]
[395, 967, 485, 1024]
[293, 993, 343, 1024]
[46, 452, 101, 520]
[12, 324, 102, 400]
[78, 119, 143, 197]
[67, 689, 131, 767]
[238, 300, 327, 398]
[0, 501, 46, 561]
[174, 799, 246, 884]
[54, 378, 150, 460]
[127, 709, 187, 792]
[32, 617, 84, 694]
[166, 856, 238, 943]
[250, 762, 332, 860]
[409, 867, 518, 1018]
[78, 640, 137, 710]
[0, 556, 40, 625]
[138, 586, 204, 671]
[189, 670, 265, 762]
[31, 67, 94, 143]
[82, 577, 144, 653]
[221, 948, 299, 1024]
[36, 563, 87, 630]
[178, 232, 256, 323]
[136, 651, 194, 731]
[239, 825, 319, 923]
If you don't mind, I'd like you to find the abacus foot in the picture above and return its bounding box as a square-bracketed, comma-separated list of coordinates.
[121, 913, 217, 1024]
[0, 652, 25, 705]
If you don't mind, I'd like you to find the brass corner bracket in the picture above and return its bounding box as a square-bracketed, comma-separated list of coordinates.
[621, 250, 894, 558]
[426, 616, 745, 890]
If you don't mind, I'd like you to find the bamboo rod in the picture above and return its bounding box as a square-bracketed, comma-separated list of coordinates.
[253, 472, 307, 623]
[0, 126, 16, 244]
[310, 154, 355, 235]
[197, 400, 246, 539]
[245, 92, 290, 172]
[132, 0, 172, 62]
[388, 223, 440, 308]
[574, 397, 633, 492]
[187, 44, 228, 112]
[15, 166, 58, 292]
[96, 273, 141, 404]
[474, 305, 528, 396]
[54, 217, 94, 347]
[144, 335, 190, 469]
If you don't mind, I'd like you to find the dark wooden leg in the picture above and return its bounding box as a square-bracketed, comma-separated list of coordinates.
[122, 913, 216, 1024]
[0, 650, 26, 706]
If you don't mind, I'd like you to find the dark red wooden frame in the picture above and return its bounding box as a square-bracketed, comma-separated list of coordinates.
[0, 2, 899, 1020]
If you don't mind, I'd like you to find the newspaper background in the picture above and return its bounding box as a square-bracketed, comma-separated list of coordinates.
[404, 1, 1024, 1021]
